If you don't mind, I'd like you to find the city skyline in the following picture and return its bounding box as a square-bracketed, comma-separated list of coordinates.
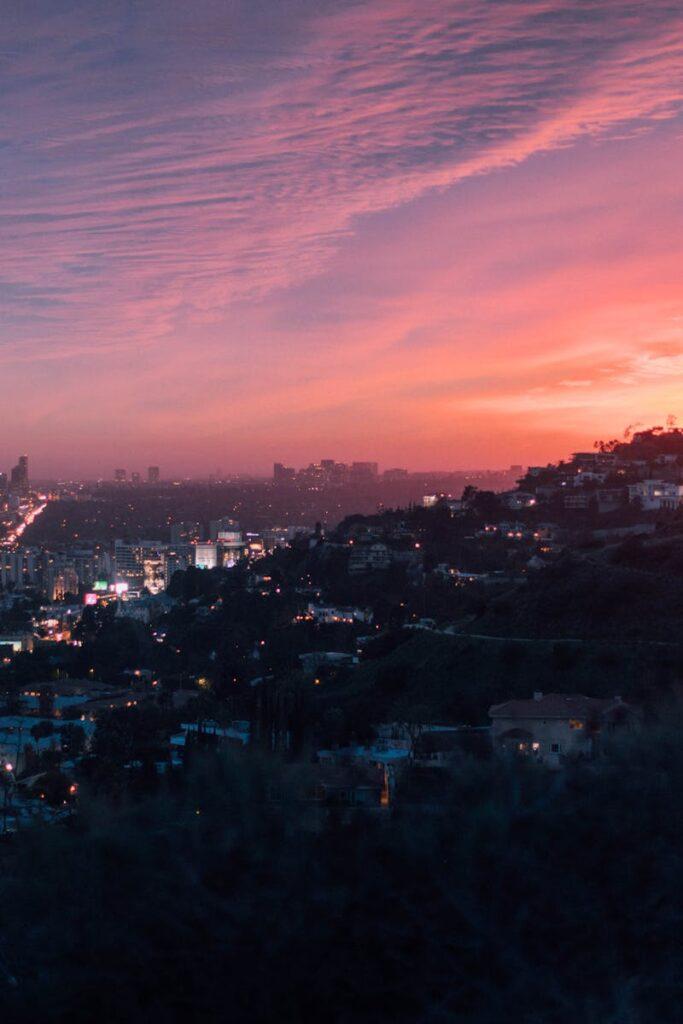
[1, 0, 682, 476]
[1, 453, 523, 483]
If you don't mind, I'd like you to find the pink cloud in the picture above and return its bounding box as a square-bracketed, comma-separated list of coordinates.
[0, 0, 681, 473]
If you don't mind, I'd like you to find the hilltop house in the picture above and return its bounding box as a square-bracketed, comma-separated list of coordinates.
[627, 480, 683, 511]
[489, 692, 636, 768]
[348, 542, 392, 574]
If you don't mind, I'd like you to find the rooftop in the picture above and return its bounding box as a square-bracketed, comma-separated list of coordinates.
[489, 693, 626, 720]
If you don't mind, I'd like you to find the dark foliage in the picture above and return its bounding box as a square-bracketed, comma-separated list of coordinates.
[0, 726, 682, 1023]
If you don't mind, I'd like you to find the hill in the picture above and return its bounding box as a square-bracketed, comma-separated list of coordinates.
[317, 628, 683, 727]
[470, 555, 683, 643]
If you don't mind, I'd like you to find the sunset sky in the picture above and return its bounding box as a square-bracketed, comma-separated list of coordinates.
[1, 0, 682, 476]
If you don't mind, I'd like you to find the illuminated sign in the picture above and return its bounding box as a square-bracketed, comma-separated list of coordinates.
[93, 580, 108, 592]
[84, 593, 98, 606]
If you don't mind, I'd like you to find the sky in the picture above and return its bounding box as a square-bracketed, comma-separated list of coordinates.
[1, 0, 682, 477]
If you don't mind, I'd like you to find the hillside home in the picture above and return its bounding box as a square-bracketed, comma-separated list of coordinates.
[489, 692, 636, 768]
[628, 480, 683, 511]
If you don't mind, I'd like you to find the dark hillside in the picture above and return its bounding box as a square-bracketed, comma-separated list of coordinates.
[317, 630, 683, 726]
[470, 556, 683, 643]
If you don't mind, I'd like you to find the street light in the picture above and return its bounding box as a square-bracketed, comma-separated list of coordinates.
[2, 761, 13, 833]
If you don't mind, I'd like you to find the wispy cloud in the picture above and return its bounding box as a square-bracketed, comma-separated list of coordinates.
[0, 0, 681, 471]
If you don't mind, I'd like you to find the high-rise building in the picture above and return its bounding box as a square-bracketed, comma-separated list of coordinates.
[148, 466, 160, 484]
[273, 462, 295, 484]
[115, 539, 168, 591]
[114, 540, 143, 588]
[131, 472, 141, 486]
[164, 545, 192, 587]
[193, 542, 219, 570]
[114, 468, 127, 483]
[10, 455, 29, 495]
[217, 529, 245, 567]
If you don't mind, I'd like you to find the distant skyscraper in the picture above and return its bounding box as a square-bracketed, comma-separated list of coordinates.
[114, 468, 127, 483]
[131, 471, 141, 486]
[10, 455, 29, 495]
[273, 462, 295, 483]
[148, 466, 160, 484]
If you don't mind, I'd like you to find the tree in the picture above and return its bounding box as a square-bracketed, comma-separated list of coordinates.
[38, 686, 55, 718]
[30, 720, 54, 743]
[60, 723, 86, 759]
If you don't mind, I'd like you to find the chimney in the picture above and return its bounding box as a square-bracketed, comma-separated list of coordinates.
[533, 691, 543, 702]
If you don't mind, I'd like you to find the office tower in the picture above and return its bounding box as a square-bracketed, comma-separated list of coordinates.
[115, 539, 165, 591]
[10, 455, 29, 495]
[273, 462, 295, 483]
[164, 545, 192, 587]
[217, 529, 244, 567]
[114, 468, 127, 483]
[131, 472, 141, 486]
[70, 545, 111, 589]
[148, 466, 160, 484]
[193, 542, 218, 570]
[114, 540, 143, 588]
